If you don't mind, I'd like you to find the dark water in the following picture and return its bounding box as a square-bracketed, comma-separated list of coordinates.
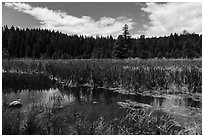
[2, 72, 202, 122]
[2, 86, 202, 117]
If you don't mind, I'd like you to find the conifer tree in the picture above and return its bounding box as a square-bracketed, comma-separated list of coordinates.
[112, 24, 131, 59]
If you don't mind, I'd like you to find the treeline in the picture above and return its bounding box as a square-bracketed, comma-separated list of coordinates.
[2, 25, 202, 59]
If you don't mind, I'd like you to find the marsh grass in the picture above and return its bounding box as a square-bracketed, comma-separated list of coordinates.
[179, 122, 202, 135]
[3, 102, 200, 135]
[2, 107, 24, 135]
[2, 59, 202, 94]
[2, 72, 53, 90]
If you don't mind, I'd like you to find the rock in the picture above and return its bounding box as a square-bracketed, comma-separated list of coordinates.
[93, 101, 98, 104]
[9, 101, 22, 108]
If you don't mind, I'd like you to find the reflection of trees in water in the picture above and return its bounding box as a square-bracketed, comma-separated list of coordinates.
[92, 89, 100, 102]
[89, 90, 93, 102]
[141, 96, 155, 105]
[117, 93, 166, 108]
[91, 88, 115, 104]
[174, 99, 185, 107]
[60, 87, 103, 104]
[70, 87, 81, 103]
[185, 98, 201, 108]
[80, 87, 91, 102]
[129, 94, 155, 105]
[152, 97, 164, 107]
[69, 87, 92, 103]
[104, 90, 113, 105]
[159, 98, 164, 107]
[67, 86, 202, 109]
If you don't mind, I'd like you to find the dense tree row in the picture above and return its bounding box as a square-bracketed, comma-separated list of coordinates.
[2, 25, 202, 59]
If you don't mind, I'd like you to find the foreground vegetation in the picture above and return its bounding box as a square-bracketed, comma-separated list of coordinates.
[2, 101, 201, 135]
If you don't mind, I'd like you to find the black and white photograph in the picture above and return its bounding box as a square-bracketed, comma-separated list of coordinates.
[1, 1, 202, 135]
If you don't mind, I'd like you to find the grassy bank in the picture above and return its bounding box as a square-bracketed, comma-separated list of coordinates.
[2, 103, 201, 135]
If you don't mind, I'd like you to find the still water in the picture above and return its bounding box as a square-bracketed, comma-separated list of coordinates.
[3, 86, 202, 117]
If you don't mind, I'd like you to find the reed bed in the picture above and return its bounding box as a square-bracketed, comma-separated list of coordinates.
[2, 59, 202, 94]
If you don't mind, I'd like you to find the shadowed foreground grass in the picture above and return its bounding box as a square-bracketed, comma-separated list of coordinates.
[2, 105, 201, 135]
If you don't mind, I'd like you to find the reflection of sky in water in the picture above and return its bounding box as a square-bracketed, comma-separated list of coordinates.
[160, 99, 188, 115]
[151, 96, 201, 116]
[3, 87, 201, 116]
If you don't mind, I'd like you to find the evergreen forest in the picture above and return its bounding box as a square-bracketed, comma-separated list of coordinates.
[2, 25, 202, 59]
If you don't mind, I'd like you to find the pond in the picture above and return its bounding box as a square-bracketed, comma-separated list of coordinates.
[3, 85, 201, 118]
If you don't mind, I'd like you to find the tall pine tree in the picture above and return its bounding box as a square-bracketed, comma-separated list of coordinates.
[112, 24, 131, 59]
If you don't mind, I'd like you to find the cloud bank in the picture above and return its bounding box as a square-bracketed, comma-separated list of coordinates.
[5, 2, 134, 37]
[141, 2, 202, 37]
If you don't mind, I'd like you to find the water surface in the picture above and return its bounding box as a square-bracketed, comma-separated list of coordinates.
[3, 86, 201, 117]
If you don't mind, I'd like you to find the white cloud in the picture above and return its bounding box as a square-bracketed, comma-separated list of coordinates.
[5, 2, 134, 37]
[141, 2, 202, 37]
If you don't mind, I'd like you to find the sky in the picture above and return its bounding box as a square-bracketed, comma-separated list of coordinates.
[2, 2, 202, 38]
